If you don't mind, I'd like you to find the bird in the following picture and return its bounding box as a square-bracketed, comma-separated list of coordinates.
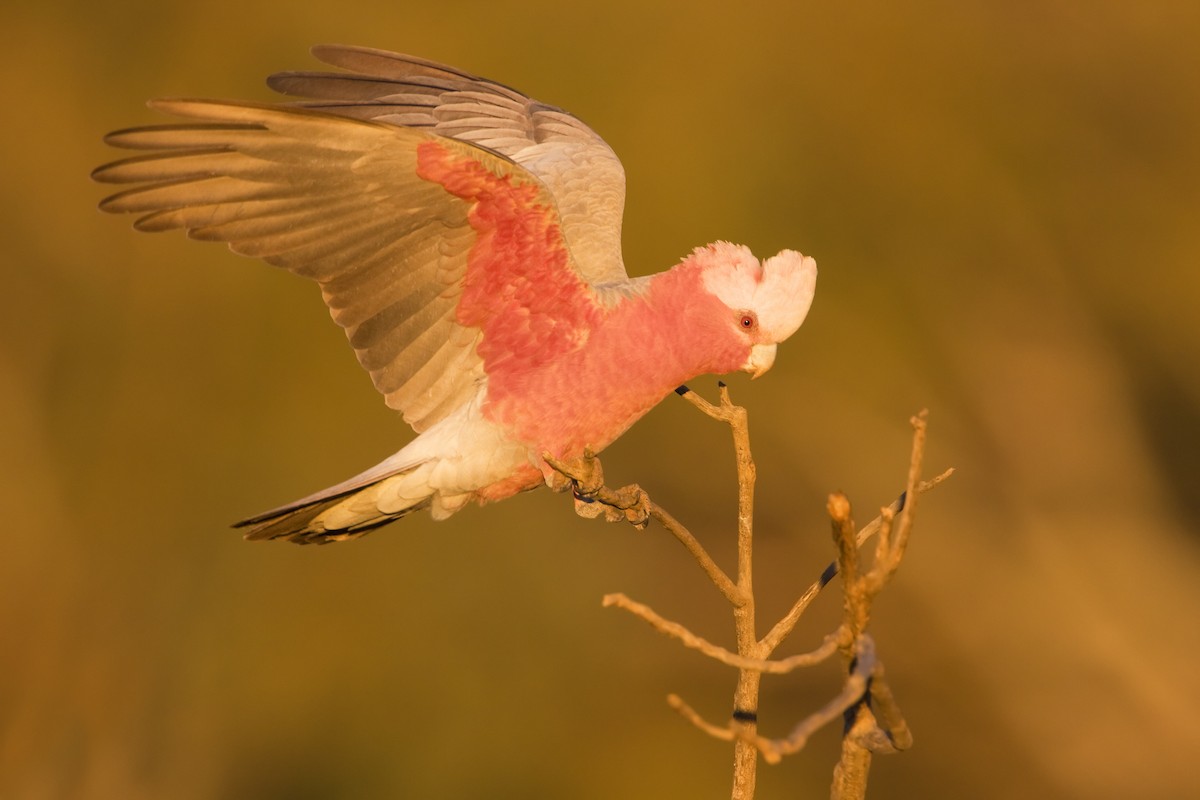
[93, 45, 818, 544]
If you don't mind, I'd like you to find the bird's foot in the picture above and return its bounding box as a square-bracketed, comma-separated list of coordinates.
[542, 449, 652, 529]
[544, 447, 605, 495]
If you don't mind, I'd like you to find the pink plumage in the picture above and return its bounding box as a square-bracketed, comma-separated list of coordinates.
[93, 45, 818, 543]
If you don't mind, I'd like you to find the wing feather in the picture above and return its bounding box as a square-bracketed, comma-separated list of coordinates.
[386, 331, 485, 421]
[269, 45, 628, 284]
[322, 238, 447, 328]
[95, 99, 604, 432]
[133, 195, 331, 232]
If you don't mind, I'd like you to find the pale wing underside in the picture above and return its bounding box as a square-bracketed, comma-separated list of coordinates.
[268, 45, 629, 285]
[94, 100, 540, 432]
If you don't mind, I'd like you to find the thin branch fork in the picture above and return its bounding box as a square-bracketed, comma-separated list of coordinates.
[602, 592, 841, 674]
[546, 386, 951, 799]
[758, 464, 952, 654]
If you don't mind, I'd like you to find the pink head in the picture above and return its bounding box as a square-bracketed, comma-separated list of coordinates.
[693, 241, 818, 377]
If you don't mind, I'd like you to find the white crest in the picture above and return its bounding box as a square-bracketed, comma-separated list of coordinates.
[696, 242, 818, 342]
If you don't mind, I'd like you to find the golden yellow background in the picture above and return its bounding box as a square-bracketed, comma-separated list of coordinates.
[3, 1, 1198, 797]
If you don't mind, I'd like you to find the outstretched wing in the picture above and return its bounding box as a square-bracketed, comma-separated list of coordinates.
[93, 99, 608, 432]
[267, 45, 629, 285]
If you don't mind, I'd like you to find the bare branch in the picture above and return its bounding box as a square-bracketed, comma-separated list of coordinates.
[868, 661, 913, 751]
[603, 592, 840, 673]
[715, 382, 763, 800]
[825, 412, 934, 800]
[667, 694, 737, 741]
[830, 491, 865, 649]
[548, 387, 952, 799]
[758, 635, 878, 764]
[648, 501, 744, 606]
[759, 466, 954, 655]
[675, 382, 737, 423]
[544, 449, 743, 605]
[831, 705, 877, 800]
[881, 411, 928, 578]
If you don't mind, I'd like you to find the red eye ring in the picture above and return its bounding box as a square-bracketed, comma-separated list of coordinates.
[739, 312, 757, 330]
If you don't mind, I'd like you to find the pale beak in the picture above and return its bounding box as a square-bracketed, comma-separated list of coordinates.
[744, 343, 777, 379]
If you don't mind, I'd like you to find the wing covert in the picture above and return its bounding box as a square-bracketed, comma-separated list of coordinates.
[268, 45, 629, 286]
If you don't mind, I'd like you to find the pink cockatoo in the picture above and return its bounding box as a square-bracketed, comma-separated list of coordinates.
[94, 45, 817, 544]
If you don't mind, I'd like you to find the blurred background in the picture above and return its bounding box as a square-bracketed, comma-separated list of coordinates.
[3, 1, 1198, 797]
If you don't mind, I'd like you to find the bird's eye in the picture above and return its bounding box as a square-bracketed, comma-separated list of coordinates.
[739, 312, 758, 331]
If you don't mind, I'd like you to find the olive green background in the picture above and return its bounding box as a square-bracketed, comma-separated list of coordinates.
[3, 1, 1198, 797]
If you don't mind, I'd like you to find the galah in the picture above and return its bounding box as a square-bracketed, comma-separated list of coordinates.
[93, 45, 818, 544]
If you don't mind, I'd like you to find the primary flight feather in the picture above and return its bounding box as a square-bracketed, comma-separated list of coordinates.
[93, 45, 818, 544]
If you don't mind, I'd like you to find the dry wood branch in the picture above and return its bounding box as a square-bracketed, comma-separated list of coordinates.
[546, 388, 951, 800]
[758, 466, 952, 654]
[667, 694, 737, 742]
[664, 635, 880, 767]
[544, 449, 743, 605]
[823, 412, 933, 800]
[604, 592, 841, 674]
[762, 634, 877, 763]
[867, 661, 913, 751]
[649, 500, 744, 606]
[831, 707, 877, 799]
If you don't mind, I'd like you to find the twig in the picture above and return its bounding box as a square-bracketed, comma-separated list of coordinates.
[867, 660, 913, 751]
[603, 592, 840, 674]
[664, 634, 880, 767]
[546, 388, 952, 800]
[825, 412, 932, 800]
[764, 634, 878, 763]
[667, 694, 737, 742]
[759, 466, 953, 654]
[649, 501, 745, 606]
[544, 450, 743, 605]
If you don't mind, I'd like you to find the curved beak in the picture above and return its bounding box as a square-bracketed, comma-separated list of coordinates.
[744, 343, 777, 379]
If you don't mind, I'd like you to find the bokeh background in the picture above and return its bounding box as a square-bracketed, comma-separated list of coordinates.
[3, 1, 1198, 797]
